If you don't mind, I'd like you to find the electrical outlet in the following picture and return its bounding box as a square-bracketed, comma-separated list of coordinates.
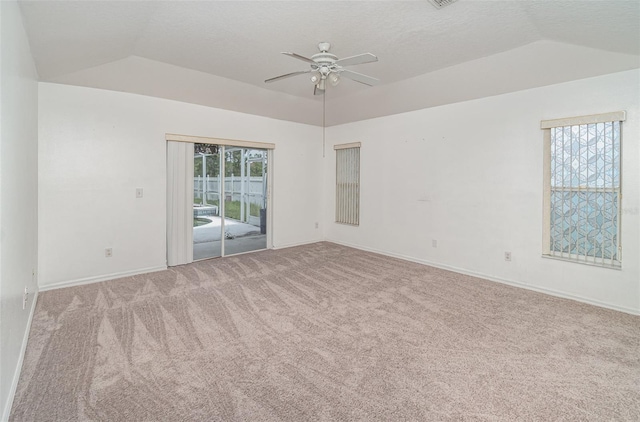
[136, 188, 143, 198]
[432, 239, 438, 248]
[315, 222, 319, 229]
[505, 251, 512, 261]
[23, 287, 28, 310]
[105, 248, 113, 258]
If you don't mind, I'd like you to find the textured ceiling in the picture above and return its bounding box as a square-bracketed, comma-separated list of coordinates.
[18, 0, 640, 125]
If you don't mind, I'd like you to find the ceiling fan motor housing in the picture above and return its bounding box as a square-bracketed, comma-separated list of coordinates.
[311, 53, 337, 73]
[311, 42, 339, 78]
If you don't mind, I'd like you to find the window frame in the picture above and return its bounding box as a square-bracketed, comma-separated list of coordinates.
[541, 111, 625, 268]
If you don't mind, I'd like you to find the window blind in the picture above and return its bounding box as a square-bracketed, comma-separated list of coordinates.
[335, 144, 360, 226]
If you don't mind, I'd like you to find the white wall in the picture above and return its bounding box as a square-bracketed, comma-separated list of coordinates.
[324, 69, 640, 314]
[0, 0, 39, 419]
[38, 83, 323, 289]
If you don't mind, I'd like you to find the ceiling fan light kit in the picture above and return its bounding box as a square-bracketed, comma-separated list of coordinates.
[265, 42, 379, 95]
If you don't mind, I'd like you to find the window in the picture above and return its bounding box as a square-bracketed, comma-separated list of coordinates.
[541, 111, 625, 268]
[335, 142, 360, 225]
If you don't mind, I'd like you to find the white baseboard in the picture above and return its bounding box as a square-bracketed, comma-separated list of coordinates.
[2, 290, 39, 422]
[39, 266, 167, 292]
[272, 239, 323, 250]
[328, 239, 640, 316]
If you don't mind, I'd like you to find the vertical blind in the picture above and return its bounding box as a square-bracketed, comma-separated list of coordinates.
[166, 141, 194, 266]
[541, 112, 624, 268]
[335, 143, 360, 226]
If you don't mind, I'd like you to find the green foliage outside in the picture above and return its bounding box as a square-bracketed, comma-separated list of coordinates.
[194, 148, 266, 178]
[224, 201, 261, 219]
[194, 198, 262, 221]
[193, 217, 211, 227]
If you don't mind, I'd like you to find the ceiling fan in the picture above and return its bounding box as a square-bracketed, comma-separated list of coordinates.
[265, 42, 379, 95]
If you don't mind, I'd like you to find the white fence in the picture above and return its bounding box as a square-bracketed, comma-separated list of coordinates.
[194, 176, 265, 225]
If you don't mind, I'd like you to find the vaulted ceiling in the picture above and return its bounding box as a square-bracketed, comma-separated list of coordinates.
[18, 0, 640, 126]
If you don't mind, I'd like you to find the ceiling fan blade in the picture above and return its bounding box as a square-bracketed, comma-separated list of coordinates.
[282, 52, 317, 65]
[335, 53, 378, 67]
[339, 69, 380, 86]
[265, 70, 311, 83]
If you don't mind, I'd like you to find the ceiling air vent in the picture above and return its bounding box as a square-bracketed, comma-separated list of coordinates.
[428, 0, 458, 9]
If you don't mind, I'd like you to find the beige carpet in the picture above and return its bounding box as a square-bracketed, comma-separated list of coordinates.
[10, 242, 640, 421]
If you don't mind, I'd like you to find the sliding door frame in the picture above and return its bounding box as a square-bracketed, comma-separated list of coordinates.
[167, 133, 274, 257]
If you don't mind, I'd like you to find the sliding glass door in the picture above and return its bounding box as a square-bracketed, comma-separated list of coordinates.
[223, 147, 268, 255]
[193, 144, 268, 260]
[193, 144, 223, 260]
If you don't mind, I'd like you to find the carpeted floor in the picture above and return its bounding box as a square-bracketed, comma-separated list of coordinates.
[10, 242, 640, 421]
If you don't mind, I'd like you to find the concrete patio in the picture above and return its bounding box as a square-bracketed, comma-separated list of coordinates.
[193, 216, 266, 260]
